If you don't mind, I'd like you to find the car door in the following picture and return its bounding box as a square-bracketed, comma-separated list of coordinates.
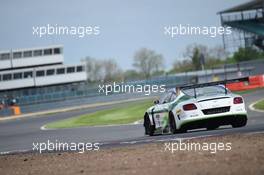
[151, 92, 172, 129]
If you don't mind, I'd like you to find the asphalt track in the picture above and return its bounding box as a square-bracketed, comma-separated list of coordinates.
[0, 89, 264, 154]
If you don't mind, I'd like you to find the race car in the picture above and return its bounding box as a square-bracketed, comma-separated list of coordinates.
[143, 78, 248, 136]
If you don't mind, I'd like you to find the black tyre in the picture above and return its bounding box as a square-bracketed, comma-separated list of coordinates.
[144, 114, 155, 136]
[232, 117, 247, 128]
[169, 112, 178, 134]
[206, 125, 219, 130]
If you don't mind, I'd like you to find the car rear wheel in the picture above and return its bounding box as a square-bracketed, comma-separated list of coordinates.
[206, 125, 219, 130]
[232, 117, 247, 128]
[144, 114, 155, 136]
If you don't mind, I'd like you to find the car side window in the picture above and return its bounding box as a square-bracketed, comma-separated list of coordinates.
[169, 93, 177, 102]
[160, 92, 176, 104]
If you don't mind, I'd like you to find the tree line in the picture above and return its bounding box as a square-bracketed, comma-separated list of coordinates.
[81, 44, 264, 83]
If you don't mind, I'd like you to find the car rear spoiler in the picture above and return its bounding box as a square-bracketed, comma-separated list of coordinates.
[178, 77, 249, 98]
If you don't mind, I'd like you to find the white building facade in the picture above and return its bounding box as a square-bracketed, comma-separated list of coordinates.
[0, 45, 87, 91]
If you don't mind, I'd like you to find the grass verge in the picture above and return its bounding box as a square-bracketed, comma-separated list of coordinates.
[45, 99, 153, 129]
[253, 99, 264, 110]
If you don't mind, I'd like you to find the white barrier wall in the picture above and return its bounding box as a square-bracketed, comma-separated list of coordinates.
[0, 60, 12, 70]
[0, 45, 63, 70]
[0, 78, 35, 91]
[35, 72, 87, 86]
[12, 54, 63, 68]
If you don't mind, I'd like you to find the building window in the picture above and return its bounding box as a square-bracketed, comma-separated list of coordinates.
[1, 53, 10, 60]
[56, 68, 65, 74]
[54, 48, 61, 54]
[13, 72, 22, 80]
[24, 71, 33, 78]
[23, 51, 32, 57]
[13, 52, 22, 59]
[33, 50, 42, 56]
[67, 67, 75, 73]
[36, 70, 45, 77]
[46, 69, 55, 76]
[44, 49, 52, 55]
[3, 74, 12, 81]
[76, 66, 83, 72]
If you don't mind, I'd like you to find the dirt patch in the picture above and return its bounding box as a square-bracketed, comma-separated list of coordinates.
[0, 133, 264, 175]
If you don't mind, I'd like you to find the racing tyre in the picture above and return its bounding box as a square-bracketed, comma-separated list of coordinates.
[232, 116, 247, 128]
[169, 112, 177, 134]
[144, 114, 155, 136]
[206, 125, 219, 130]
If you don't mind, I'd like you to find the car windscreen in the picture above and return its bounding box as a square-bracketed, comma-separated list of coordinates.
[182, 85, 228, 97]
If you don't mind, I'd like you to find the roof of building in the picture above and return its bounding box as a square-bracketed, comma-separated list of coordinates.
[218, 0, 263, 14]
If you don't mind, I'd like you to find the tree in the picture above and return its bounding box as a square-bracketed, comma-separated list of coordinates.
[102, 59, 123, 83]
[81, 57, 104, 82]
[209, 45, 228, 60]
[133, 48, 164, 79]
[192, 47, 201, 70]
[171, 44, 227, 73]
[123, 69, 142, 81]
[82, 57, 123, 83]
[233, 47, 264, 62]
[183, 44, 209, 71]
[183, 44, 209, 59]
[171, 59, 194, 73]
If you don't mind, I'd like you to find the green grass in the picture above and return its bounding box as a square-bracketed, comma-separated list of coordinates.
[253, 99, 264, 110]
[45, 99, 153, 129]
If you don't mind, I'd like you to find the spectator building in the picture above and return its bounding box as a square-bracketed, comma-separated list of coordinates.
[0, 45, 87, 104]
[219, 0, 264, 52]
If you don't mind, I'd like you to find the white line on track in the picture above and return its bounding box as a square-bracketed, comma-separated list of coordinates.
[0, 149, 31, 155]
[40, 122, 141, 131]
[106, 134, 217, 146]
[249, 99, 264, 113]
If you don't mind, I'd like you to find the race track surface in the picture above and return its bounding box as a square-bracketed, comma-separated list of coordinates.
[0, 89, 264, 154]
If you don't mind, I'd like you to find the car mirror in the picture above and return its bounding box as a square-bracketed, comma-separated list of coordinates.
[154, 100, 159, 105]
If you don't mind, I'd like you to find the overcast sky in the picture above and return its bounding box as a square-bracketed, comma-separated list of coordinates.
[0, 0, 249, 70]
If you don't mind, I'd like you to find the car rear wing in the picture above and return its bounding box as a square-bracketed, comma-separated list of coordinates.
[178, 77, 249, 98]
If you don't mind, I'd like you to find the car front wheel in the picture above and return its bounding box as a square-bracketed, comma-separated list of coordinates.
[169, 112, 178, 134]
[144, 114, 155, 136]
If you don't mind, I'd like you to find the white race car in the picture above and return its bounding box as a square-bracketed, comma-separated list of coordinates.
[143, 79, 248, 136]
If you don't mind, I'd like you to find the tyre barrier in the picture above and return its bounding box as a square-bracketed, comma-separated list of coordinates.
[227, 75, 264, 91]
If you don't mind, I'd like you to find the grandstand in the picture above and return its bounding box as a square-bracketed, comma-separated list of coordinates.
[0, 45, 63, 70]
[219, 0, 264, 51]
[0, 45, 87, 104]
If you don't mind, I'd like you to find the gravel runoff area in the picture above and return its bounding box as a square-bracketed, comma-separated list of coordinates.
[0, 133, 264, 175]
